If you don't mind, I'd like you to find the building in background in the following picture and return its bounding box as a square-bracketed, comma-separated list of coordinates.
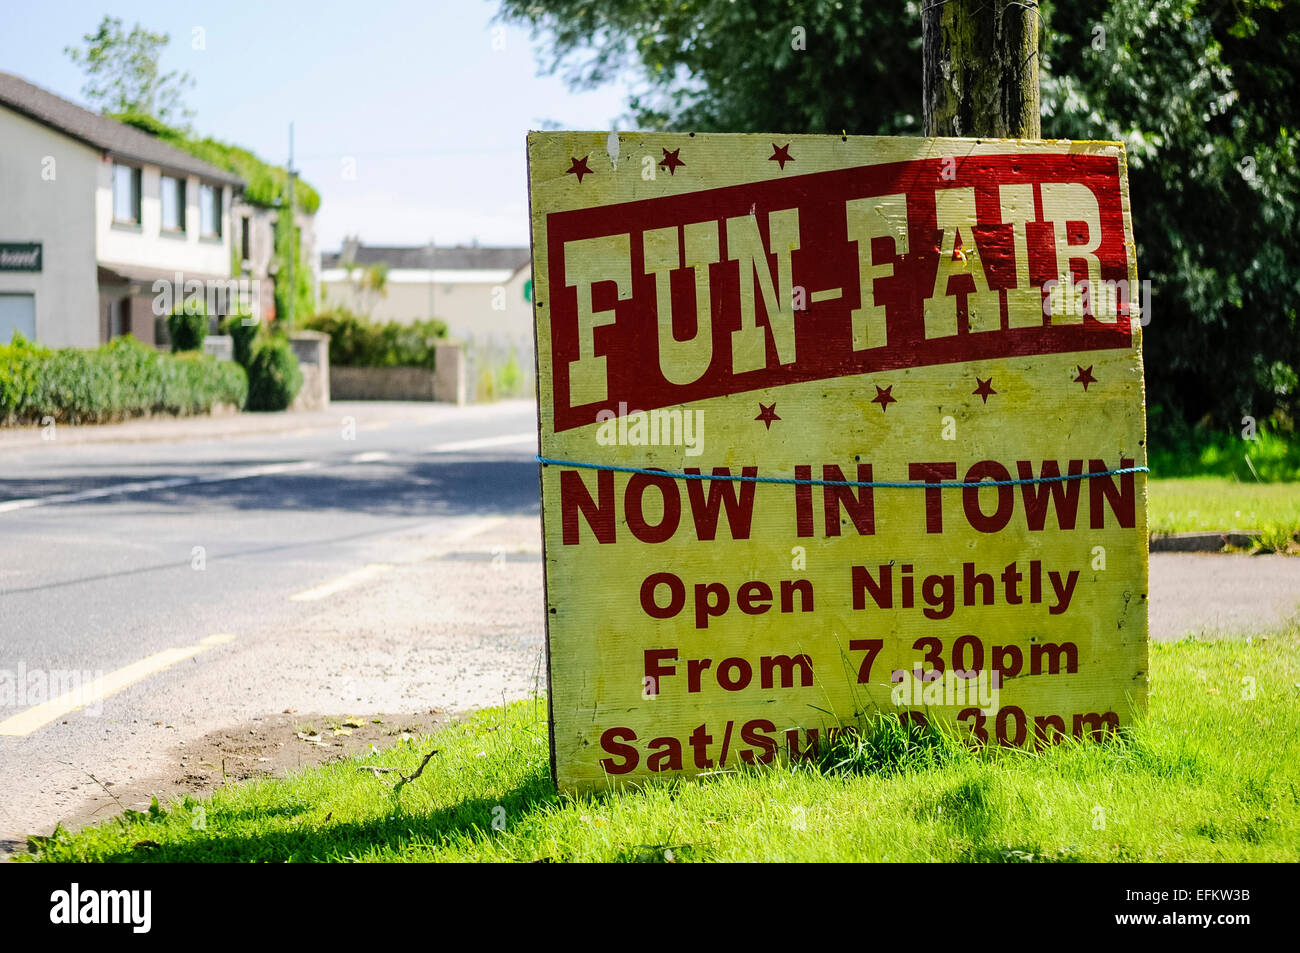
[320, 240, 533, 397]
[0, 70, 320, 350]
[231, 199, 318, 327]
[0, 70, 243, 348]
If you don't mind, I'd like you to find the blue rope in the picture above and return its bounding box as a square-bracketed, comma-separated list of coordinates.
[535, 456, 1148, 489]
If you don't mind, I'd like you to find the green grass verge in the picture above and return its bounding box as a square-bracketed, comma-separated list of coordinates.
[22, 631, 1300, 863]
[1149, 477, 1300, 549]
[25, 628, 1300, 863]
[1149, 423, 1300, 482]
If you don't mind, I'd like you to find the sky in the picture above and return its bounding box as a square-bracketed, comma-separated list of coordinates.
[0, 0, 634, 252]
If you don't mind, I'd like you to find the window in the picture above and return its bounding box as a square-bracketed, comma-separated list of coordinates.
[161, 175, 186, 233]
[199, 184, 223, 239]
[0, 293, 36, 344]
[112, 163, 141, 225]
[108, 296, 130, 339]
[240, 215, 251, 263]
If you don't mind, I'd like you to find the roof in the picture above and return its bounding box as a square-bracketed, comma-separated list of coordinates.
[322, 243, 530, 273]
[0, 71, 244, 188]
[320, 267, 520, 285]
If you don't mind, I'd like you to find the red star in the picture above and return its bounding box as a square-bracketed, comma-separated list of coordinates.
[1073, 365, 1097, 390]
[659, 148, 685, 176]
[565, 155, 593, 183]
[755, 403, 780, 429]
[871, 385, 897, 412]
[973, 377, 997, 403]
[769, 143, 794, 170]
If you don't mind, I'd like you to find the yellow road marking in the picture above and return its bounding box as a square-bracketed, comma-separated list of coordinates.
[0, 634, 237, 737]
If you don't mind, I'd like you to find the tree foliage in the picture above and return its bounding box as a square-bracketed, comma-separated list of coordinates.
[498, 0, 1299, 433]
[1041, 0, 1299, 435]
[64, 15, 194, 124]
[501, 0, 923, 135]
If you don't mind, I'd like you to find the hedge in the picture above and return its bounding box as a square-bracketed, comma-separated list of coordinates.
[245, 337, 303, 412]
[303, 310, 447, 370]
[219, 315, 259, 369]
[0, 334, 248, 425]
[167, 305, 208, 353]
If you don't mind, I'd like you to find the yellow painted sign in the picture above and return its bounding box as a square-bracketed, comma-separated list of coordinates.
[527, 131, 1148, 791]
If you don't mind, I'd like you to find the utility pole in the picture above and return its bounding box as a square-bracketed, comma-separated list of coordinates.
[922, 0, 1041, 138]
[285, 121, 297, 334]
[426, 237, 436, 321]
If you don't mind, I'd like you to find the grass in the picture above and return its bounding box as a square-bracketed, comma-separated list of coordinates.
[24, 627, 1300, 863]
[1148, 477, 1300, 549]
[1149, 422, 1300, 482]
[1145, 420, 1300, 549]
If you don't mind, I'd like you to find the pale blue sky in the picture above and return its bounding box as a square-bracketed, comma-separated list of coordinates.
[0, 0, 633, 251]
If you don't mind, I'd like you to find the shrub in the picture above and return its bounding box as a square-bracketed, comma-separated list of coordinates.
[245, 338, 303, 412]
[166, 305, 208, 353]
[0, 332, 51, 413]
[0, 334, 246, 425]
[1148, 414, 1300, 482]
[302, 309, 447, 369]
[498, 348, 522, 395]
[219, 315, 260, 369]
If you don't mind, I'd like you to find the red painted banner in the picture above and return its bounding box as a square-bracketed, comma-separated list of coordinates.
[546, 153, 1134, 433]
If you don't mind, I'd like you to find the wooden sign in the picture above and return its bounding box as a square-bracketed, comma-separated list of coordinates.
[527, 131, 1148, 791]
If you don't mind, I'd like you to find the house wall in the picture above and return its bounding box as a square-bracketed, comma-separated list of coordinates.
[319, 266, 534, 350]
[0, 105, 100, 347]
[95, 164, 234, 278]
[233, 205, 319, 323]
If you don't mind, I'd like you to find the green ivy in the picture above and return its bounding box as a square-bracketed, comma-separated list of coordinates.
[113, 111, 321, 214]
[273, 210, 315, 331]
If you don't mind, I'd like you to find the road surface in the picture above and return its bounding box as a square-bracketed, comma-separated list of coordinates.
[0, 400, 544, 852]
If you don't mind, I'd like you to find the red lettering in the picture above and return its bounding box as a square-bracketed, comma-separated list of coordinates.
[909, 462, 957, 532]
[560, 468, 615, 544]
[822, 464, 875, 536]
[962, 460, 1014, 532]
[625, 470, 681, 543]
[640, 573, 685, 619]
[684, 467, 757, 540]
[599, 726, 638, 774]
[1018, 459, 1083, 530]
[1089, 457, 1136, 528]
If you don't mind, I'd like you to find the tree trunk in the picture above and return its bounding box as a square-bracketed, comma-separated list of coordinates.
[922, 0, 1041, 138]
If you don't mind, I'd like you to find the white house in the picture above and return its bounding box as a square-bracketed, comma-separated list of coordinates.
[0, 70, 243, 348]
[319, 241, 533, 352]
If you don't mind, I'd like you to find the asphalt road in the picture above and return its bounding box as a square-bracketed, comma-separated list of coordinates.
[0, 401, 538, 678]
[0, 400, 545, 849]
[0, 400, 1297, 849]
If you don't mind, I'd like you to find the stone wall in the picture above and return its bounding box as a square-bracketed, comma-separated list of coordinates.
[289, 331, 330, 411]
[329, 343, 465, 404]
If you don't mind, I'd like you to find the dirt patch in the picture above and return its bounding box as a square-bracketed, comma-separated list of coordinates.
[163, 709, 452, 787]
[8, 709, 452, 857]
